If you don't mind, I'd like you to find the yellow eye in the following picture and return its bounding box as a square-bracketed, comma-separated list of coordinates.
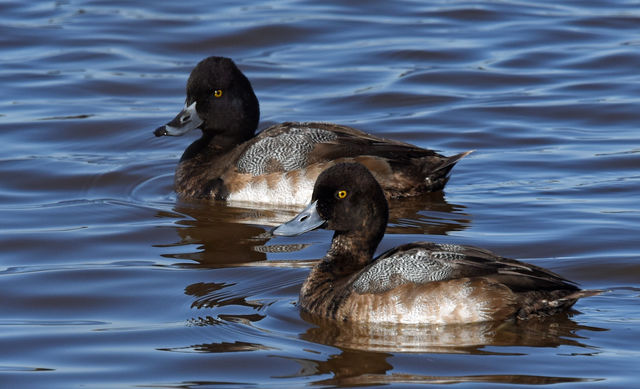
[213, 89, 223, 98]
[336, 190, 347, 199]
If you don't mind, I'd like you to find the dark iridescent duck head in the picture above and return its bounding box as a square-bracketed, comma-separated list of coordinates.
[275, 163, 388, 263]
[274, 162, 598, 324]
[154, 56, 259, 146]
[154, 56, 471, 204]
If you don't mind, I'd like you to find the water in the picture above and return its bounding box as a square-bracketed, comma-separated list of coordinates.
[1, 0, 639, 387]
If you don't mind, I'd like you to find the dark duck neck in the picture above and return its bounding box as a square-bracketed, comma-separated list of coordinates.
[175, 121, 256, 199]
[180, 128, 254, 163]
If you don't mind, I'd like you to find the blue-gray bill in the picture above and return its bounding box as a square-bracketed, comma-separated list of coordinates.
[154, 101, 203, 137]
[272, 200, 326, 236]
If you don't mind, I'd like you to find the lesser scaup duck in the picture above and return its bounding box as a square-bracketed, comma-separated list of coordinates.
[154, 56, 471, 205]
[273, 162, 597, 324]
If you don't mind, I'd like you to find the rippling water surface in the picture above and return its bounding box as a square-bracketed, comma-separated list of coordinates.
[2, 1, 639, 387]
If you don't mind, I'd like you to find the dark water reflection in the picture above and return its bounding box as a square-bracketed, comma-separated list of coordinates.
[159, 202, 272, 265]
[286, 350, 601, 386]
[2, 0, 640, 388]
[158, 193, 470, 267]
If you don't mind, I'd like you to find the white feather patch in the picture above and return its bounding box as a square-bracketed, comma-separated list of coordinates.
[227, 173, 315, 206]
[366, 283, 491, 324]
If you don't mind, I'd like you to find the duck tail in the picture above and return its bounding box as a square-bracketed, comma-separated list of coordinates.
[517, 288, 602, 320]
[422, 150, 473, 191]
[433, 150, 474, 175]
[415, 150, 470, 192]
[559, 289, 603, 301]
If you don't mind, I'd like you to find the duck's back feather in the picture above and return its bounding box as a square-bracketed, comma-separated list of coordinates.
[353, 242, 580, 295]
[255, 122, 448, 165]
[332, 242, 589, 323]
[222, 122, 468, 202]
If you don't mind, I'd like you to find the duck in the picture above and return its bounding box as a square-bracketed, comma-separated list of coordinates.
[272, 162, 597, 324]
[154, 56, 471, 205]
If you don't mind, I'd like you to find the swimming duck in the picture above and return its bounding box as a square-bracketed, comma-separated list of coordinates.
[273, 162, 596, 324]
[154, 56, 471, 205]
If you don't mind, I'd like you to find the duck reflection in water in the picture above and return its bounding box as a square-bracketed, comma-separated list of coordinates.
[290, 313, 606, 386]
[155, 188, 469, 268]
[299, 310, 606, 354]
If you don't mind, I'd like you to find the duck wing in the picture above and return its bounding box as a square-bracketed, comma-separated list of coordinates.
[253, 121, 466, 167]
[352, 242, 579, 294]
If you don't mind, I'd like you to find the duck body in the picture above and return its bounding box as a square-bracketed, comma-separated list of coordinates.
[154, 56, 470, 205]
[273, 163, 596, 324]
[175, 121, 470, 205]
[298, 242, 586, 324]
